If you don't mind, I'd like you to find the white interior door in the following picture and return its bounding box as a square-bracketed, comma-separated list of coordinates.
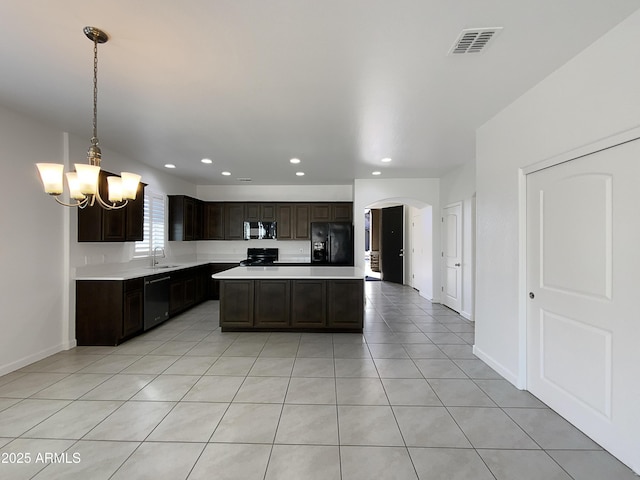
[442, 203, 462, 313]
[411, 212, 423, 292]
[526, 139, 640, 473]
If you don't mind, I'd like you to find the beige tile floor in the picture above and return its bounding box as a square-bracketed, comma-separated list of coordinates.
[0, 281, 636, 479]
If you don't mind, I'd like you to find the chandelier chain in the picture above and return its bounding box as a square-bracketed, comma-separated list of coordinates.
[92, 37, 99, 146]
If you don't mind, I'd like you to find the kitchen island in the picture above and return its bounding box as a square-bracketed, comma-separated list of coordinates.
[212, 266, 365, 332]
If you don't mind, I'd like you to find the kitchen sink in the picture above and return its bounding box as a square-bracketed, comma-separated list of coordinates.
[148, 264, 180, 269]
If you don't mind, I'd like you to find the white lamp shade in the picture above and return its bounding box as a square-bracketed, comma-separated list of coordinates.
[36, 163, 64, 195]
[107, 176, 123, 203]
[120, 172, 141, 200]
[65, 172, 86, 200]
[75, 164, 100, 195]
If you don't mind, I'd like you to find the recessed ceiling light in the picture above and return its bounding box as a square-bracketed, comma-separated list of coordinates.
[164, 164, 176, 169]
[296, 172, 305, 176]
[381, 157, 392, 163]
[201, 158, 213, 164]
[372, 171, 382, 175]
[221, 171, 231, 176]
[290, 158, 301, 164]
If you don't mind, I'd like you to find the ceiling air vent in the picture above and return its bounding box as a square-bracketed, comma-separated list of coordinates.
[236, 177, 253, 183]
[448, 27, 503, 55]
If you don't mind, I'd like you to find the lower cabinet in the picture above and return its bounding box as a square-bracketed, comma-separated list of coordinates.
[328, 280, 364, 329]
[219, 280, 254, 328]
[77, 265, 211, 346]
[169, 265, 208, 315]
[209, 263, 238, 300]
[255, 280, 290, 327]
[76, 278, 143, 346]
[219, 278, 363, 332]
[291, 279, 326, 328]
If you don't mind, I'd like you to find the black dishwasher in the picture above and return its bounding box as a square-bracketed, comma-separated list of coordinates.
[144, 275, 170, 330]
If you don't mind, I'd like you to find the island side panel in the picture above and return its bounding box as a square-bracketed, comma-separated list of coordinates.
[327, 279, 364, 330]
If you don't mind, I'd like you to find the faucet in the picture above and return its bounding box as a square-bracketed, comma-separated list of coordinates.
[152, 247, 165, 267]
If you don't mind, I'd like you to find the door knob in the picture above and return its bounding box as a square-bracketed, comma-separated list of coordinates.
[454, 263, 461, 267]
[529, 292, 535, 299]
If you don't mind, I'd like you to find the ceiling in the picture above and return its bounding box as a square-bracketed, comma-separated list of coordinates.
[1, 1, 639, 186]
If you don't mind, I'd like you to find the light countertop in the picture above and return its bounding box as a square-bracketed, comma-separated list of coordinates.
[75, 260, 217, 281]
[212, 266, 365, 280]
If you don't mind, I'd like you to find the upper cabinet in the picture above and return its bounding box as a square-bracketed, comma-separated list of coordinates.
[168, 198, 352, 241]
[310, 203, 331, 222]
[204, 202, 225, 240]
[277, 203, 310, 240]
[246, 203, 276, 222]
[224, 202, 246, 240]
[78, 171, 146, 242]
[168, 195, 203, 241]
[310, 202, 352, 222]
[331, 203, 353, 222]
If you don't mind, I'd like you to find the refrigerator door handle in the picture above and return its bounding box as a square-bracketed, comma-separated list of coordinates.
[328, 235, 332, 263]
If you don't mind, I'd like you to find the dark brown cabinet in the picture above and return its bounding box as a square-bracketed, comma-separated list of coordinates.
[123, 279, 144, 338]
[168, 195, 203, 241]
[219, 280, 254, 327]
[328, 280, 364, 329]
[224, 203, 246, 240]
[168, 201, 353, 241]
[291, 280, 327, 328]
[169, 266, 208, 315]
[332, 203, 353, 222]
[168, 200, 352, 242]
[209, 263, 238, 299]
[246, 203, 276, 222]
[293, 204, 311, 239]
[77, 264, 216, 346]
[78, 171, 145, 242]
[310, 203, 331, 222]
[277, 203, 311, 240]
[310, 202, 352, 223]
[218, 277, 363, 332]
[254, 280, 290, 327]
[276, 204, 294, 240]
[204, 203, 225, 240]
[76, 278, 143, 345]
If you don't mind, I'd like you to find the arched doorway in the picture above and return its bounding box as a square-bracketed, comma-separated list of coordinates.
[363, 197, 434, 300]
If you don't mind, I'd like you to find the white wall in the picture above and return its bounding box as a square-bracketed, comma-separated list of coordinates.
[353, 178, 440, 299]
[0, 103, 200, 374]
[475, 10, 640, 387]
[0, 106, 68, 374]
[440, 163, 476, 320]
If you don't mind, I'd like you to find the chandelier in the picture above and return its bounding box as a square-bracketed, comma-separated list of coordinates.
[36, 27, 141, 209]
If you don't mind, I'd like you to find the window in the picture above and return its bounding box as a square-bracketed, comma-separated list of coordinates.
[135, 191, 165, 257]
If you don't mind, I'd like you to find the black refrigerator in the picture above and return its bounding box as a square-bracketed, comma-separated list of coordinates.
[311, 222, 354, 265]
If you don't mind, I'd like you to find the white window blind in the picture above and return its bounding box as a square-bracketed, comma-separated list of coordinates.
[135, 191, 165, 257]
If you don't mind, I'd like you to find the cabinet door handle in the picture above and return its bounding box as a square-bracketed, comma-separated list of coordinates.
[146, 276, 170, 285]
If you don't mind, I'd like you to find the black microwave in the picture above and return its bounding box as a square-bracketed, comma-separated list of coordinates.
[243, 221, 277, 240]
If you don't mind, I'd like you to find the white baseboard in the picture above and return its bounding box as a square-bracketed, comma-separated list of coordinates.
[62, 339, 77, 351]
[461, 310, 473, 321]
[0, 343, 68, 377]
[472, 344, 522, 388]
